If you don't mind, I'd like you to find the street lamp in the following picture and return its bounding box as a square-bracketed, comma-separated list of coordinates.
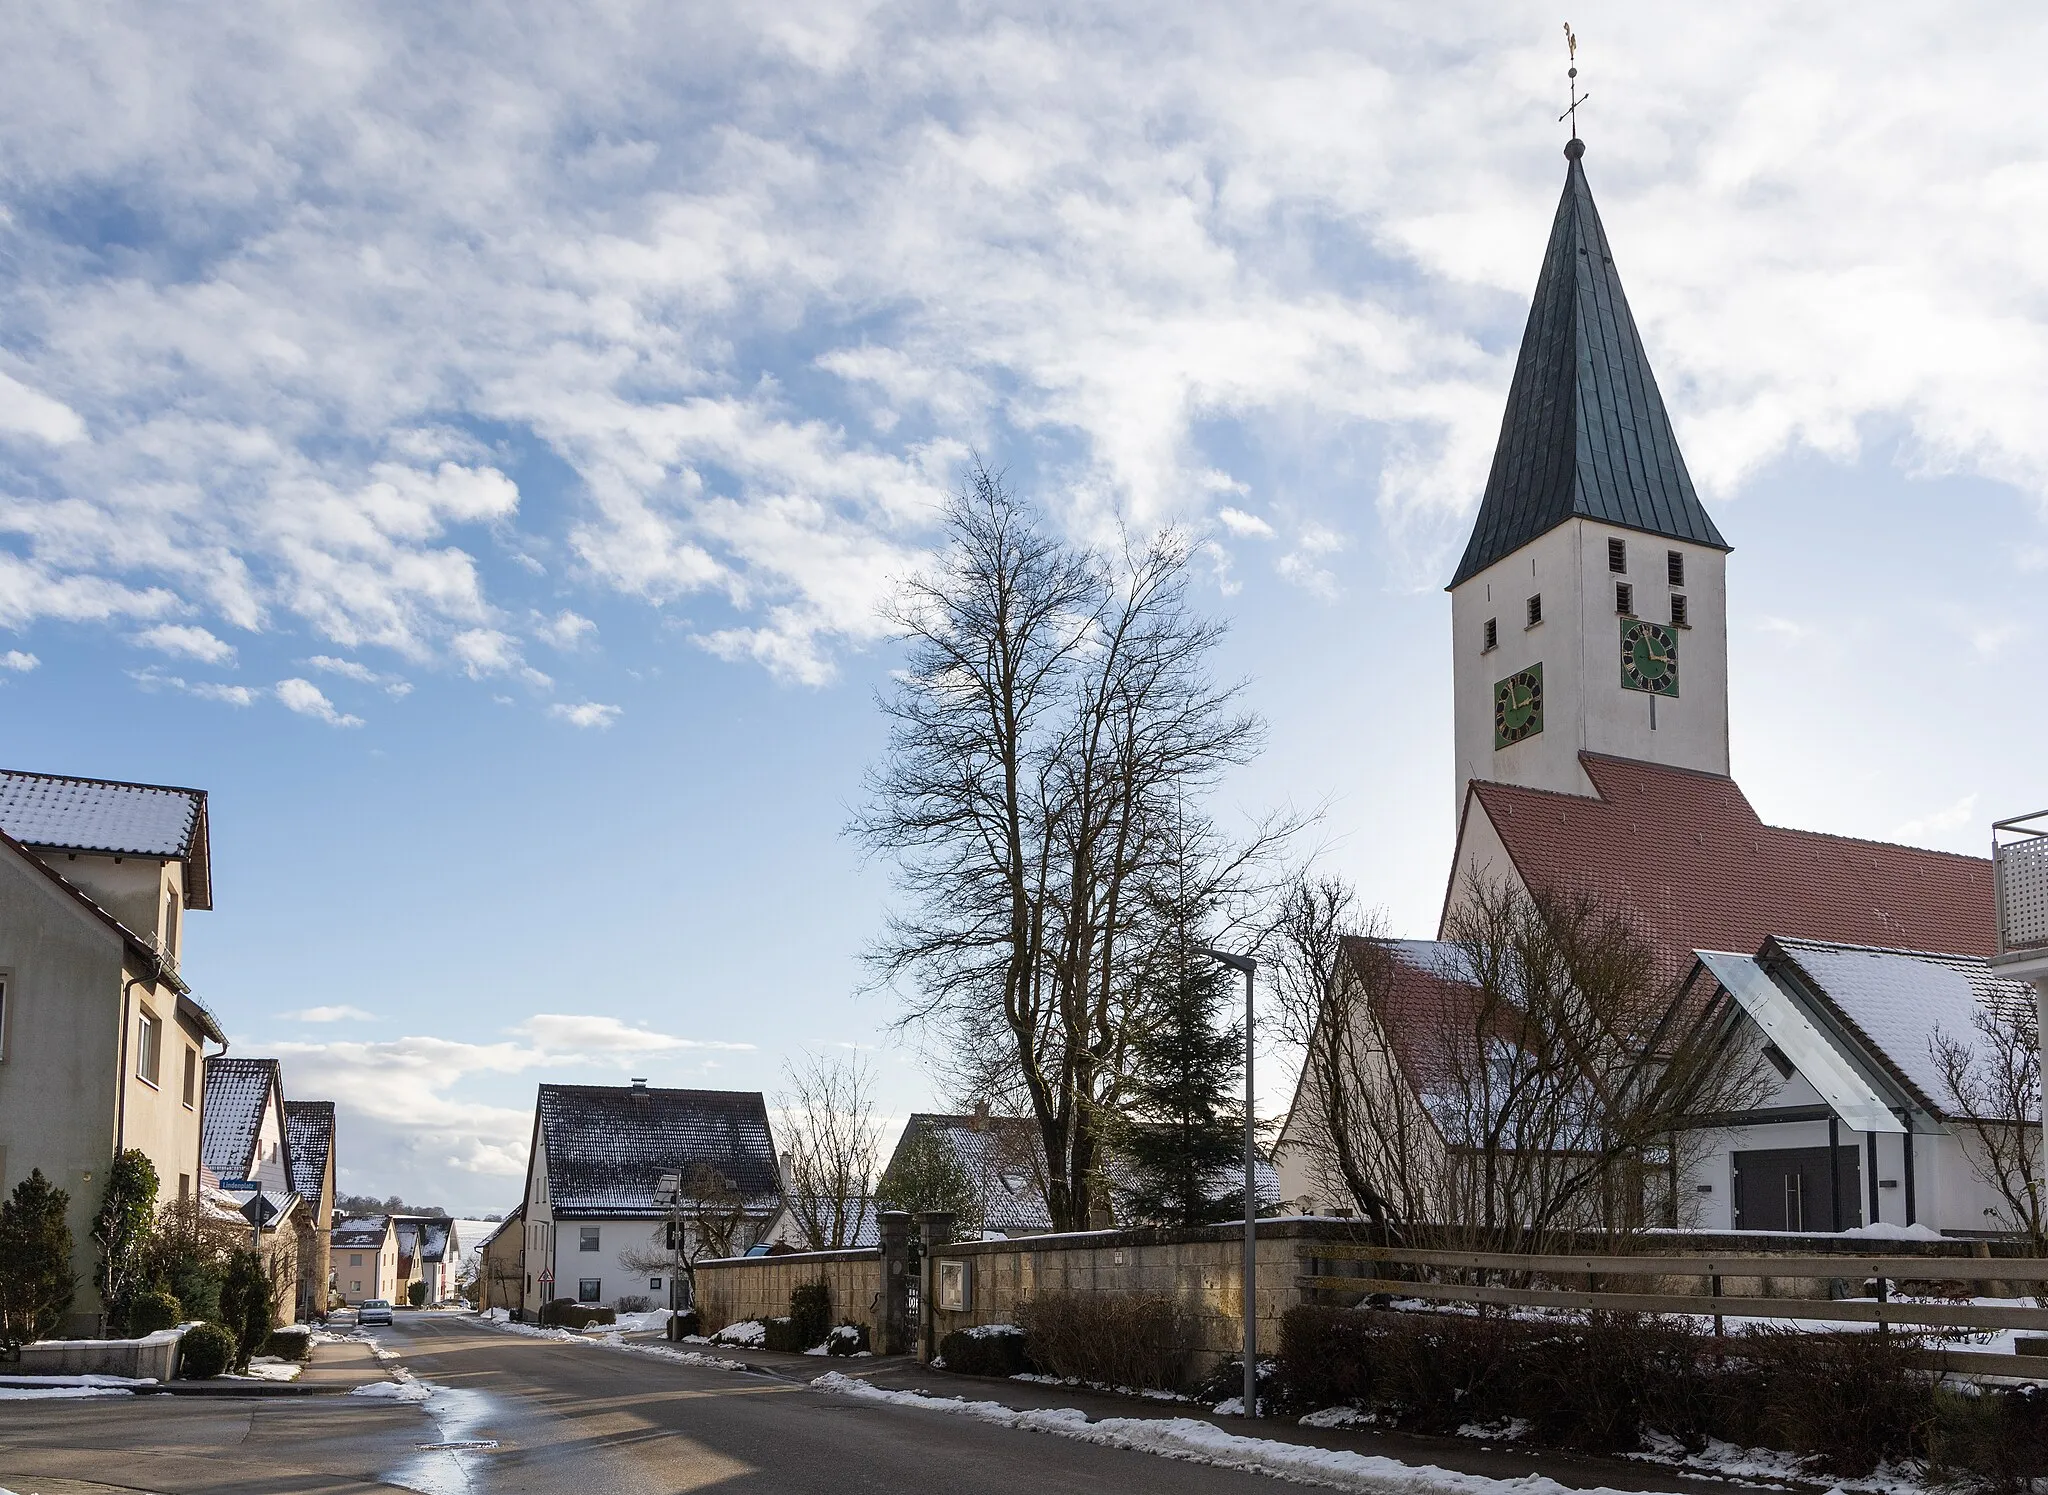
[1197, 945, 1258, 1419]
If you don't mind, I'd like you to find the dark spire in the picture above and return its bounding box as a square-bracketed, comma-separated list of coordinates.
[1448, 143, 1727, 589]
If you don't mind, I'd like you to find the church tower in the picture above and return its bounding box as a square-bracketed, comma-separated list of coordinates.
[1450, 140, 1731, 811]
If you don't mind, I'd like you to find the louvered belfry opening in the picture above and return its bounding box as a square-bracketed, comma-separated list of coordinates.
[1449, 144, 1729, 591]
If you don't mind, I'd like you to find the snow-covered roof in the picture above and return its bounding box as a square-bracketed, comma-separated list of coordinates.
[892, 1113, 1054, 1232]
[536, 1084, 782, 1218]
[773, 1196, 883, 1248]
[1767, 937, 2040, 1119]
[0, 768, 211, 907]
[201, 1057, 280, 1183]
[419, 1219, 452, 1263]
[332, 1215, 392, 1248]
[283, 1100, 335, 1204]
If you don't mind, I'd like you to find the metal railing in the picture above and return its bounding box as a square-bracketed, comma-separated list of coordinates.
[1994, 810, 2048, 954]
[1298, 1243, 2048, 1380]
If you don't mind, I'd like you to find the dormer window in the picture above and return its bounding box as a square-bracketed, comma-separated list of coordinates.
[1667, 550, 1685, 587]
[1607, 537, 1626, 573]
[1526, 594, 1542, 628]
[1615, 582, 1634, 615]
[1671, 594, 1689, 628]
[1482, 618, 1498, 652]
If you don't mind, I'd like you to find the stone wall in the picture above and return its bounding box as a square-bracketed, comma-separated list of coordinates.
[693, 1248, 883, 1338]
[16, 1325, 189, 1380]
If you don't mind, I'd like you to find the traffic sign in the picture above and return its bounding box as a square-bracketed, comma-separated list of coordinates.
[220, 1178, 259, 1190]
[240, 1194, 280, 1228]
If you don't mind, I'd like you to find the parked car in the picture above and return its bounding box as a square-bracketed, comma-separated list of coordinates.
[358, 1299, 394, 1325]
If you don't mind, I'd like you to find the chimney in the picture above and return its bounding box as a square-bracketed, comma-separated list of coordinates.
[970, 1099, 990, 1131]
[630, 1078, 650, 1107]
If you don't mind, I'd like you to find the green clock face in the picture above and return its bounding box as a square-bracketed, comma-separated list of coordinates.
[1620, 618, 1679, 697]
[1493, 663, 1544, 749]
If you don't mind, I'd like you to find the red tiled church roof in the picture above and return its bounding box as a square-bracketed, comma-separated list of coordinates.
[1454, 754, 1994, 982]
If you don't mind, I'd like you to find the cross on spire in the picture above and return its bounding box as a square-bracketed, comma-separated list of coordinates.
[1559, 23, 1589, 145]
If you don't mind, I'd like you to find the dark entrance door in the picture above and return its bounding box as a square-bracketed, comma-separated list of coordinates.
[1732, 1145, 1862, 1232]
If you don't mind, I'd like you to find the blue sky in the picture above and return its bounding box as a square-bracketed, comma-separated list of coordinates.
[3, 3, 2044, 1213]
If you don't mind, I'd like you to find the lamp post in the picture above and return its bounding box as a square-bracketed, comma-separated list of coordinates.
[1198, 945, 1259, 1419]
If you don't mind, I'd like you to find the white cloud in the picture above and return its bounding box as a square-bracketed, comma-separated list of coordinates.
[1892, 793, 1980, 844]
[276, 677, 365, 727]
[0, 371, 86, 445]
[533, 609, 597, 650]
[1276, 523, 1347, 601]
[283, 1004, 377, 1022]
[511, 1014, 753, 1058]
[451, 628, 551, 689]
[1215, 508, 1274, 539]
[130, 666, 255, 706]
[307, 654, 413, 697]
[131, 623, 236, 664]
[548, 700, 621, 729]
[0, 650, 36, 672]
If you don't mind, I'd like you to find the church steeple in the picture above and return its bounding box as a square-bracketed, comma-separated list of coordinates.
[1449, 142, 1728, 589]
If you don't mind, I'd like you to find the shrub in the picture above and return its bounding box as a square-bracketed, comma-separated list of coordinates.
[763, 1316, 806, 1353]
[826, 1322, 871, 1356]
[407, 1281, 428, 1308]
[1017, 1292, 1192, 1392]
[180, 1321, 235, 1379]
[939, 1324, 1030, 1377]
[92, 1151, 158, 1329]
[538, 1299, 615, 1330]
[615, 1295, 652, 1313]
[789, 1281, 832, 1349]
[0, 1169, 77, 1345]
[124, 1290, 184, 1337]
[264, 1325, 313, 1361]
[1750, 1326, 1933, 1476]
[1929, 1383, 2048, 1494]
[217, 1250, 273, 1371]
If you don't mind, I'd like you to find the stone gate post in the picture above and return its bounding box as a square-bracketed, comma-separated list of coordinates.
[915, 1211, 956, 1363]
[879, 1210, 912, 1355]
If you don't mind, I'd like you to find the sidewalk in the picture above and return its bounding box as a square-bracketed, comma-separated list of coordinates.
[154, 1333, 390, 1397]
[608, 1334, 1746, 1493]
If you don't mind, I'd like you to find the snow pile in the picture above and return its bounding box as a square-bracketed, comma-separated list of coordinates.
[803, 1325, 872, 1357]
[1298, 1407, 1376, 1429]
[233, 1358, 302, 1382]
[809, 1373, 1662, 1495]
[352, 1379, 433, 1402]
[710, 1320, 767, 1348]
[611, 1309, 674, 1334]
[1840, 1222, 1948, 1242]
[615, 1342, 751, 1373]
[0, 1374, 153, 1389]
[0, 1385, 135, 1400]
[482, 1308, 511, 1323]
[964, 1322, 1024, 1339]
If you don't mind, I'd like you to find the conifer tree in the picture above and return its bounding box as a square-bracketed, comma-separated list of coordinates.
[0, 1170, 78, 1345]
[93, 1149, 158, 1330]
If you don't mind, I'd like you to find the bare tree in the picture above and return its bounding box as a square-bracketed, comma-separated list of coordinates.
[1931, 996, 2044, 1246]
[777, 1053, 882, 1249]
[619, 1163, 761, 1308]
[1277, 877, 1771, 1250]
[855, 467, 1280, 1230]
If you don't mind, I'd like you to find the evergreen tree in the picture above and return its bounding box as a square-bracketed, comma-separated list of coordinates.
[93, 1149, 159, 1331]
[218, 1249, 274, 1369]
[1120, 947, 1247, 1226]
[876, 1125, 979, 1228]
[0, 1170, 78, 1345]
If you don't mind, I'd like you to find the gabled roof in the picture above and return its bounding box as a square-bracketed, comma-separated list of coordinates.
[332, 1215, 393, 1248]
[201, 1056, 282, 1183]
[773, 1196, 884, 1249]
[535, 1084, 782, 1217]
[1450, 143, 1727, 588]
[1761, 937, 2040, 1121]
[473, 1206, 524, 1258]
[418, 1219, 452, 1263]
[890, 1113, 1052, 1232]
[1461, 755, 1994, 985]
[283, 1100, 335, 1205]
[0, 768, 211, 908]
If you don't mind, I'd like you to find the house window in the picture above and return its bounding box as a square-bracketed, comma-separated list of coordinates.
[579, 1226, 600, 1252]
[161, 888, 180, 956]
[352, 1280, 362, 1294]
[136, 1008, 162, 1086]
[649, 1277, 663, 1291]
[1526, 594, 1542, 628]
[1667, 550, 1685, 586]
[351, 1253, 363, 1267]
[182, 1047, 198, 1107]
[1482, 618, 1497, 652]
[179, 1173, 191, 1202]
[1608, 537, 1626, 572]
[1671, 594, 1689, 628]
[1615, 582, 1633, 615]
[577, 1279, 602, 1303]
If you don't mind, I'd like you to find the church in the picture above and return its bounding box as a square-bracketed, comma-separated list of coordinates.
[1275, 139, 2038, 1239]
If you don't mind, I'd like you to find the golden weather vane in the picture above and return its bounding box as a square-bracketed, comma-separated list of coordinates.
[1559, 23, 1589, 140]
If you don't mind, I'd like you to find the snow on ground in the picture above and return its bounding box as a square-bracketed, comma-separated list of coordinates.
[1630, 1432, 1930, 1495]
[229, 1358, 303, 1382]
[0, 1386, 134, 1400]
[612, 1310, 675, 1334]
[353, 1379, 434, 1402]
[808, 1372, 1669, 1495]
[0, 1375, 154, 1389]
[469, 1308, 751, 1372]
[710, 1320, 766, 1348]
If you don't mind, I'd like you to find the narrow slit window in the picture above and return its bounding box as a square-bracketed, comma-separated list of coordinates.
[1667, 550, 1685, 586]
[182, 1046, 198, 1107]
[1607, 537, 1626, 573]
[1482, 618, 1498, 652]
[1615, 582, 1634, 615]
[1526, 594, 1542, 628]
[1671, 593, 1689, 628]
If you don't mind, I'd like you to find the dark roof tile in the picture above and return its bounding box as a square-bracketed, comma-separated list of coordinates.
[537, 1084, 781, 1217]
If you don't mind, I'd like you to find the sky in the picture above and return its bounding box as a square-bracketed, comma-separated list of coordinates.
[2, 2, 2044, 1215]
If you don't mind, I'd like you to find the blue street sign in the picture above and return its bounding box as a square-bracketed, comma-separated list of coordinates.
[220, 1178, 259, 1190]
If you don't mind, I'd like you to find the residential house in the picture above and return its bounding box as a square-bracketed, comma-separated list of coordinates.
[474, 1206, 525, 1313]
[0, 769, 226, 1332]
[1275, 142, 2009, 1240]
[284, 1100, 337, 1318]
[387, 1215, 462, 1304]
[199, 1056, 303, 1323]
[451, 1217, 497, 1296]
[391, 1217, 425, 1303]
[332, 1215, 398, 1303]
[762, 1195, 882, 1250]
[519, 1080, 782, 1315]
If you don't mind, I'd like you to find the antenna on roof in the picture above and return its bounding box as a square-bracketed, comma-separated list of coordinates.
[1559, 23, 1589, 156]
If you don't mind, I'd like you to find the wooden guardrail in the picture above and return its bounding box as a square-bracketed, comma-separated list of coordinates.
[1295, 1244, 2048, 1379]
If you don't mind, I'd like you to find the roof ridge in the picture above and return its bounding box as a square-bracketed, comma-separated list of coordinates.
[1758, 821, 1990, 866]
[0, 766, 209, 799]
[1766, 934, 2007, 966]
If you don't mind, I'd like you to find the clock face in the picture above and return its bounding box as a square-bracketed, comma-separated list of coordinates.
[1620, 618, 1680, 697]
[1493, 663, 1544, 749]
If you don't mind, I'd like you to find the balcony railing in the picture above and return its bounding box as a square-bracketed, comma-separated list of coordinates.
[1993, 809, 2048, 955]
